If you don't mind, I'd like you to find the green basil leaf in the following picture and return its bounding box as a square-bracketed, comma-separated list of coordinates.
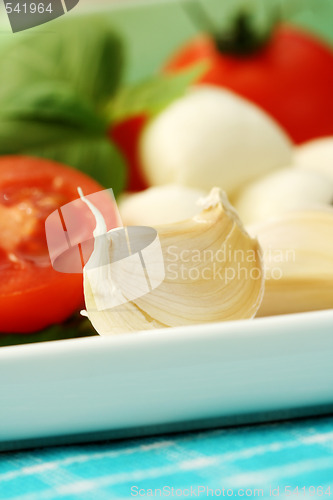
[0, 316, 97, 348]
[0, 83, 127, 194]
[27, 138, 127, 193]
[107, 62, 209, 123]
[0, 15, 123, 110]
[0, 83, 107, 133]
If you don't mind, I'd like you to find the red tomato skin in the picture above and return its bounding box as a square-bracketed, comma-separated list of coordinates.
[110, 115, 149, 192]
[165, 25, 333, 144]
[0, 272, 84, 333]
[0, 156, 112, 334]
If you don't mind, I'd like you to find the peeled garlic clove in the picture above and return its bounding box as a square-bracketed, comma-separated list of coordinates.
[294, 137, 333, 181]
[83, 188, 264, 335]
[233, 168, 333, 225]
[118, 184, 207, 226]
[248, 209, 333, 317]
[140, 86, 292, 196]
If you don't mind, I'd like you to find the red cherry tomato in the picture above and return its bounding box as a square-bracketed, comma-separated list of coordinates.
[110, 115, 149, 192]
[165, 25, 333, 144]
[0, 156, 116, 333]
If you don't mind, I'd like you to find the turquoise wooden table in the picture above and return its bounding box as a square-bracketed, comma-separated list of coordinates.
[1, 415, 333, 499]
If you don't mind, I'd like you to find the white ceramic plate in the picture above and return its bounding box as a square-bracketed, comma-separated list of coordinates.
[1, 310, 333, 451]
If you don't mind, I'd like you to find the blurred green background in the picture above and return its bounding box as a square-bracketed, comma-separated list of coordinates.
[1, 0, 332, 84]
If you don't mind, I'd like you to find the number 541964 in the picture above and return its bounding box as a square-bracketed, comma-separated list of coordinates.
[285, 486, 331, 496]
[5, 3, 53, 14]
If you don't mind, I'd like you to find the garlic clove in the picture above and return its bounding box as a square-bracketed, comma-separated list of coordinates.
[248, 209, 333, 317]
[140, 86, 292, 197]
[83, 188, 264, 335]
[233, 167, 333, 225]
[294, 137, 333, 181]
[118, 184, 207, 226]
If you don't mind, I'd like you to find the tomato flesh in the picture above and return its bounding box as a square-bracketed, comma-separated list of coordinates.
[0, 156, 114, 333]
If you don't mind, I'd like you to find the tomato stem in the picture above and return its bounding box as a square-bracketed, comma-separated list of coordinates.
[180, 0, 217, 35]
[215, 12, 275, 57]
[180, 0, 278, 57]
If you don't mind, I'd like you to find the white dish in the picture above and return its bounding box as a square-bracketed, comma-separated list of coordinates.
[1, 310, 333, 451]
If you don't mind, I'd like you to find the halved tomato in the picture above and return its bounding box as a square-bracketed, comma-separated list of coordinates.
[0, 156, 116, 333]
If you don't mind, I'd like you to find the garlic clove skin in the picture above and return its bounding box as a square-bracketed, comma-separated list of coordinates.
[294, 137, 333, 181]
[233, 167, 333, 225]
[248, 209, 333, 317]
[83, 188, 265, 335]
[140, 85, 292, 197]
[118, 184, 207, 226]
